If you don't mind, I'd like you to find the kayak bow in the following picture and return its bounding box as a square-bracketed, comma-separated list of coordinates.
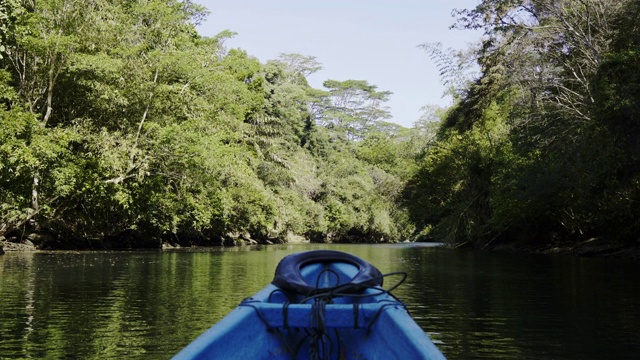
[173, 250, 446, 359]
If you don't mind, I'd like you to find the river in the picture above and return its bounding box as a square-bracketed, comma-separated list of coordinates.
[1, 243, 639, 359]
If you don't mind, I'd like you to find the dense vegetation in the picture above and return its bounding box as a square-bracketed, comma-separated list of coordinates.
[1, 0, 639, 254]
[407, 0, 640, 252]
[0, 0, 425, 248]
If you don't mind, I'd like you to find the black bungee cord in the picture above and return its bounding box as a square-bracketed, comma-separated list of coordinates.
[245, 270, 409, 360]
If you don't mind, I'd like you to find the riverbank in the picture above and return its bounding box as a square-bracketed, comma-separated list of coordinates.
[1, 224, 413, 253]
[3, 233, 639, 262]
[0, 230, 287, 252]
[486, 238, 640, 261]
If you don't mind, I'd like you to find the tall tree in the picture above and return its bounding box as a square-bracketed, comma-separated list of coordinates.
[312, 79, 392, 141]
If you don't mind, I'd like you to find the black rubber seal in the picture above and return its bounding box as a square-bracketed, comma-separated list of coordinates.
[272, 250, 383, 296]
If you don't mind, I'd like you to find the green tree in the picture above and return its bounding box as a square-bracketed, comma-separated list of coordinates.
[312, 79, 392, 141]
[408, 0, 640, 249]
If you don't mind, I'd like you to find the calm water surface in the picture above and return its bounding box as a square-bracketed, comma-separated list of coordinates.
[1, 244, 639, 359]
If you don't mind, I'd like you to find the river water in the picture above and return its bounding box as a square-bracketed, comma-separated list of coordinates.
[1, 243, 639, 359]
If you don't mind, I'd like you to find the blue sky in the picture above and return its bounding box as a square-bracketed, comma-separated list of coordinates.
[195, 0, 481, 128]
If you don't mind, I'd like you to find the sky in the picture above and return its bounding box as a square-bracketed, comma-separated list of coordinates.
[195, 0, 481, 128]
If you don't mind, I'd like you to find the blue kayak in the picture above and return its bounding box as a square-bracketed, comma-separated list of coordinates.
[173, 250, 446, 359]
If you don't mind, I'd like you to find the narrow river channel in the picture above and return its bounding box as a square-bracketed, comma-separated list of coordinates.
[1, 243, 639, 359]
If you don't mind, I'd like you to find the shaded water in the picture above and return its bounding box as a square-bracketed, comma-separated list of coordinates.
[1, 244, 639, 359]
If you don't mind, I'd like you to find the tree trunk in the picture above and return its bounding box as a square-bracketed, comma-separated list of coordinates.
[31, 171, 40, 228]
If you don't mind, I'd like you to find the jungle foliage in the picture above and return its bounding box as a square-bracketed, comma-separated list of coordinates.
[407, 0, 640, 250]
[0, 0, 425, 248]
[3, 0, 638, 252]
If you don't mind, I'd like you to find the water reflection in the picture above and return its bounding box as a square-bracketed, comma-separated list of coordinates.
[1, 244, 639, 359]
[391, 248, 640, 360]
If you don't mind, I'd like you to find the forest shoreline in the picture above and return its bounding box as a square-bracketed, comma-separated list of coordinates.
[485, 239, 640, 261]
[3, 1, 640, 262]
[3, 231, 639, 261]
[0, 227, 393, 252]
